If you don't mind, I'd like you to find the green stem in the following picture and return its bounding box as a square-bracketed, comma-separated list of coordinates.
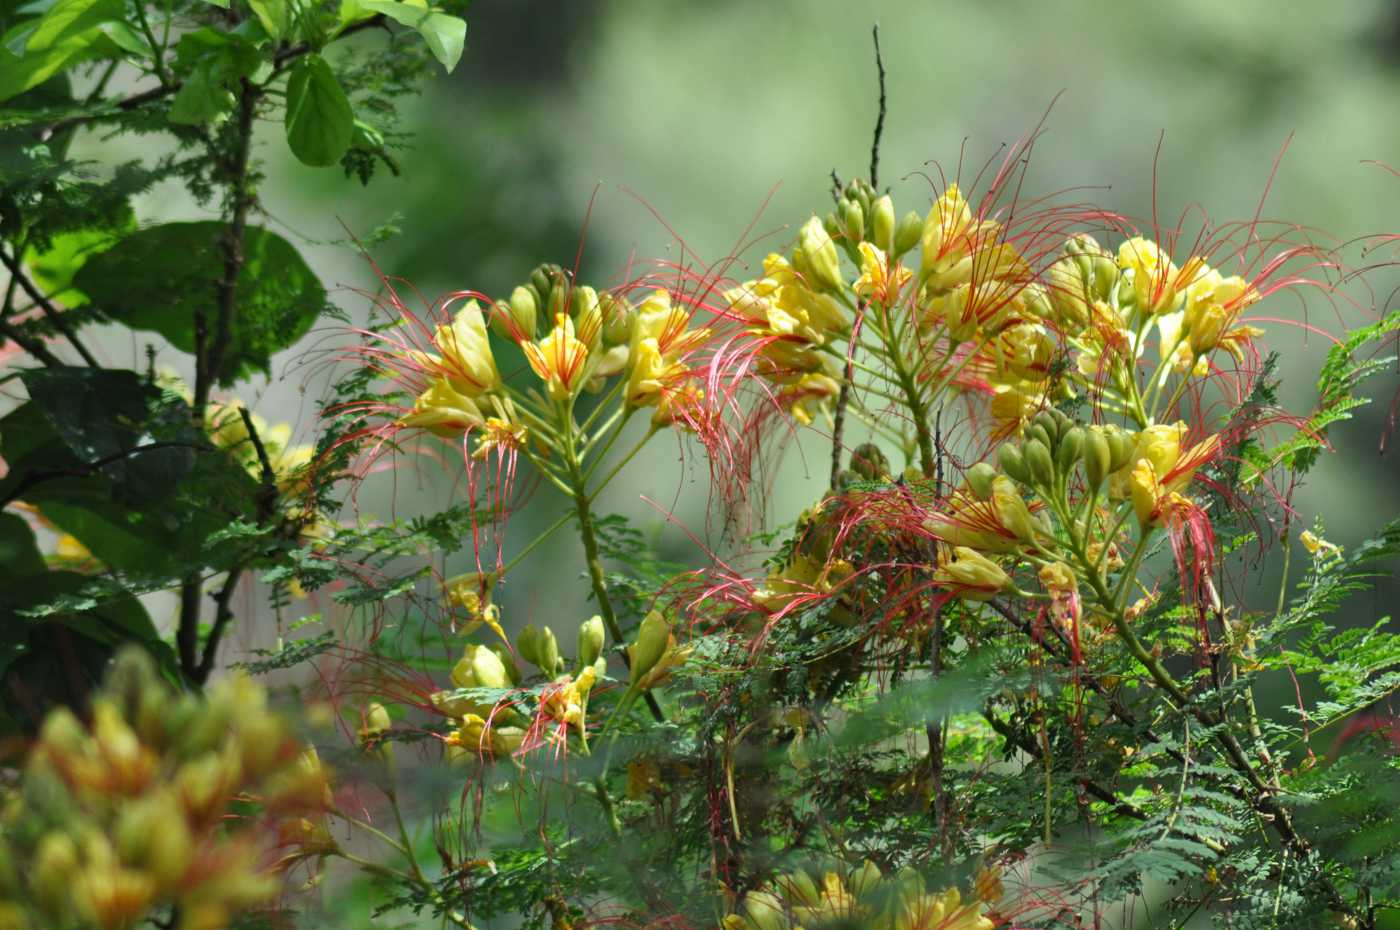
[562, 421, 665, 723]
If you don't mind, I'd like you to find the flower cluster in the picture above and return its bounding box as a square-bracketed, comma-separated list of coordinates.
[724, 860, 994, 930]
[0, 650, 330, 930]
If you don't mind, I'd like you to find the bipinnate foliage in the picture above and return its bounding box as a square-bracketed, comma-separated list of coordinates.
[0, 0, 467, 721]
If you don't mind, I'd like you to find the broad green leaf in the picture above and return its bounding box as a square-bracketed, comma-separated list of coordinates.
[0, 512, 46, 576]
[98, 20, 153, 57]
[24, 0, 120, 52]
[0, 29, 110, 101]
[284, 54, 352, 167]
[168, 61, 233, 124]
[357, 0, 464, 72]
[23, 206, 134, 305]
[74, 221, 328, 382]
[167, 27, 260, 125]
[246, 0, 289, 41]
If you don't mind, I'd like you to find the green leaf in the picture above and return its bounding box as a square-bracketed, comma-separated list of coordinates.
[246, 0, 289, 41]
[23, 0, 120, 51]
[74, 221, 328, 381]
[167, 28, 261, 126]
[0, 29, 109, 101]
[0, 512, 46, 576]
[168, 60, 233, 124]
[284, 54, 353, 167]
[357, 0, 464, 72]
[23, 206, 134, 305]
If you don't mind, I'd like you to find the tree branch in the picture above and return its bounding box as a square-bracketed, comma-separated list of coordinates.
[0, 248, 100, 366]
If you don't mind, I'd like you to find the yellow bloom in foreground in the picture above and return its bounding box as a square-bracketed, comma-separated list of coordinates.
[523, 313, 589, 400]
[432, 300, 501, 393]
[797, 215, 844, 292]
[934, 547, 1010, 601]
[853, 242, 912, 301]
[399, 378, 486, 438]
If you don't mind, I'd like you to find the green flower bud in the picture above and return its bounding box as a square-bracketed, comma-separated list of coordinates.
[1083, 428, 1112, 489]
[33, 832, 79, 917]
[1024, 439, 1054, 487]
[1104, 425, 1136, 472]
[871, 194, 895, 253]
[998, 443, 1030, 484]
[489, 644, 522, 686]
[798, 216, 844, 292]
[1033, 411, 1060, 443]
[965, 462, 999, 500]
[628, 611, 672, 687]
[841, 198, 865, 243]
[491, 286, 538, 341]
[531, 264, 560, 304]
[601, 293, 635, 345]
[849, 442, 890, 481]
[1027, 422, 1053, 451]
[1056, 426, 1085, 472]
[116, 792, 192, 889]
[517, 624, 560, 675]
[894, 210, 922, 257]
[577, 615, 606, 668]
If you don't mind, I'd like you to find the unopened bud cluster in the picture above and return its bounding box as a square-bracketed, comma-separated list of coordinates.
[0, 649, 331, 930]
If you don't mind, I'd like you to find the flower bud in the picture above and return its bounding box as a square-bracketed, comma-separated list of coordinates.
[871, 195, 896, 253]
[452, 643, 511, 691]
[1103, 425, 1135, 472]
[601, 293, 635, 345]
[577, 615, 606, 668]
[934, 547, 1010, 601]
[798, 216, 844, 292]
[1056, 426, 1085, 473]
[516, 624, 560, 675]
[492, 286, 537, 341]
[489, 644, 522, 686]
[964, 462, 999, 500]
[894, 210, 922, 257]
[849, 442, 890, 481]
[998, 443, 1030, 484]
[33, 832, 79, 917]
[116, 792, 192, 889]
[1083, 428, 1112, 489]
[358, 703, 392, 743]
[628, 611, 672, 687]
[1023, 439, 1054, 487]
[841, 198, 865, 243]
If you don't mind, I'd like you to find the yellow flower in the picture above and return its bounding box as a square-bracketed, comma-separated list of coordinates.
[1038, 561, 1078, 596]
[920, 184, 976, 282]
[797, 215, 844, 292]
[444, 572, 505, 642]
[853, 242, 912, 301]
[933, 547, 1010, 601]
[448, 713, 525, 758]
[779, 372, 840, 426]
[1116, 237, 1180, 314]
[540, 666, 597, 730]
[399, 378, 486, 438]
[523, 313, 589, 401]
[1299, 529, 1342, 560]
[431, 299, 500, 393]
[626, 337, 680, 408]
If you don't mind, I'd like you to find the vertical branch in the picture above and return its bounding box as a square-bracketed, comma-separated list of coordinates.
[181, 78, 260, 684]
[828, 28, 889, 489]
[868, 24, 887, 192]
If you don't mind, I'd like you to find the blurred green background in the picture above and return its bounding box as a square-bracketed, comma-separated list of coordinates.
[84, 0, 1400, 709]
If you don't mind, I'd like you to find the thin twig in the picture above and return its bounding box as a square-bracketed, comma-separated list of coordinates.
[0, 249, 100, 366]
[869, 24, 887, 190]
